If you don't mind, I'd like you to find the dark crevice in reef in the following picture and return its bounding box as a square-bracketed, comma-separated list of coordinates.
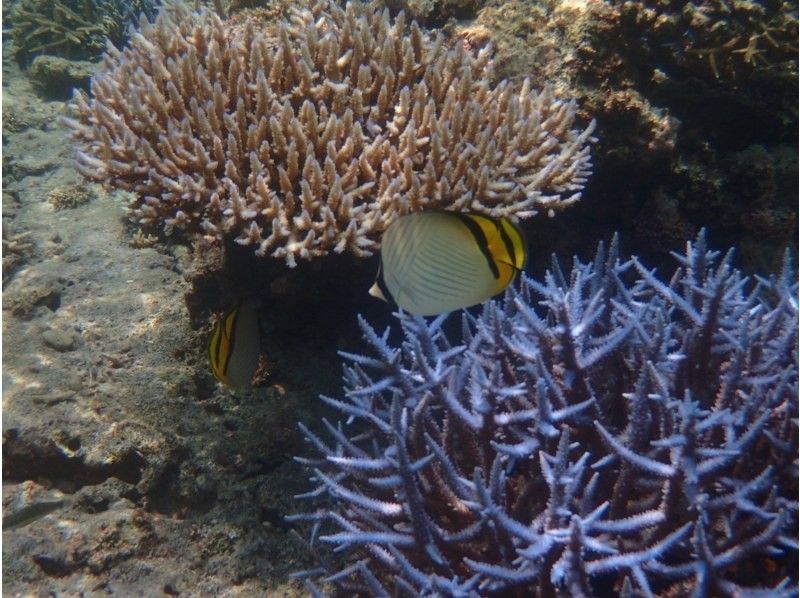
[2, 428, 145, 491]
[3, 428, 217, 519]
[32, 553, 76, 578]
[137, 462, 183, 515]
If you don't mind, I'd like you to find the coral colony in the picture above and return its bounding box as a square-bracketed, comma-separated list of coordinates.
[11, 0, 161, 63]
[290, 232, 798, 596]
[615, 0, 798, 81]
[65, 0, 594, 266]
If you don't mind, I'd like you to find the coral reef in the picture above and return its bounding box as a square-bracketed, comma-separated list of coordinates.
[613, 0, 798, 84]
[10, 0, 161, 65]
[455, 0, 593, 97]
[206, 0, 297, 22]
[65, 0, 595, 267]
[458, 0, 797, 273]
[582, 0, 798, 271]
[384, 0, 486, 25]
[291, 232, 798, 595]
[671, 144, 798, 272]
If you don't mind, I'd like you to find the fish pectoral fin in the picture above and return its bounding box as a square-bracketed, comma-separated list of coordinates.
[368, 281, 386, 301]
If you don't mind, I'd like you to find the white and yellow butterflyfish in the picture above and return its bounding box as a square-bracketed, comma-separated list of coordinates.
[207, 301, 260, 390]
[369, 211, 527, 316]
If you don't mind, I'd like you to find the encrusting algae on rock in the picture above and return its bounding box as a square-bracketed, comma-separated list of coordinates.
[64, 0, 595, 267]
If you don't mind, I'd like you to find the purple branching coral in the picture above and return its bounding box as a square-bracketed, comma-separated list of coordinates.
[290, 231, 799, 596]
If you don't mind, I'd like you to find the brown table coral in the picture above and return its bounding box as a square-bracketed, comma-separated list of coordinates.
[65, 0, 595, 266]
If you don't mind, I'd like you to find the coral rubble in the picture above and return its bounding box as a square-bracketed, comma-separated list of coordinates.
[292, 231, 798, 595]
[66, 0, 595, 267]
[47, 182, 97, 210]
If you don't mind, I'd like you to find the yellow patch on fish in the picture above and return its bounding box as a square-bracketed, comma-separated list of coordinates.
[370, 211, 527, 316]
[208, 301, 260, 390]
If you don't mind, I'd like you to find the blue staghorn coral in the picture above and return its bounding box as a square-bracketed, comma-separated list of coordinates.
[290, 231, 798, 596]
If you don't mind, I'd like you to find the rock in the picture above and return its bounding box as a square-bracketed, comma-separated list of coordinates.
[28, 55, 96, 100]
[5, 155, 60, 179]
[5, 273, 63, 318]
[65, 373, 84, 391]
[31, 391, 75, 406]
[41, 328, 76, 352]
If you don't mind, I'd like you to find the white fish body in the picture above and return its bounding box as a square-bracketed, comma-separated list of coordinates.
[372, 212, 526, 316]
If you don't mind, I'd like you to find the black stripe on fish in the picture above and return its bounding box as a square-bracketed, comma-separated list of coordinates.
[373, 260, 397, 308]
[209, 320, 224, 380]
[453, 213, 500, 279]
[220, 308, 240, 380]
[497, 219, 517, 269]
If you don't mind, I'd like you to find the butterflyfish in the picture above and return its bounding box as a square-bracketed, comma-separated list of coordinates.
[208, 301, 260, 390]
[369, 211, 527, 316]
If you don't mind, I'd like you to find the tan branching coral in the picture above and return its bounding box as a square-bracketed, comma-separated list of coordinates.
[66, 0, 595, 266]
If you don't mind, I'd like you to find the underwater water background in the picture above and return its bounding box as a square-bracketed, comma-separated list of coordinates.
[1, 0, 797, 595]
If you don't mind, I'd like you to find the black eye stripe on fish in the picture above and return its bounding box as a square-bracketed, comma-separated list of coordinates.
[453, 213, 501, 279]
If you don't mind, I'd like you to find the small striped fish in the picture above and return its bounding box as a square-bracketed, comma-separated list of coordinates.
[370, 211, 527, 316]
[208, 301, 260, 390]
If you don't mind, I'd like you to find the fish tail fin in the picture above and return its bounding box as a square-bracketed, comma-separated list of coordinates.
[369, 281, 386, 301]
